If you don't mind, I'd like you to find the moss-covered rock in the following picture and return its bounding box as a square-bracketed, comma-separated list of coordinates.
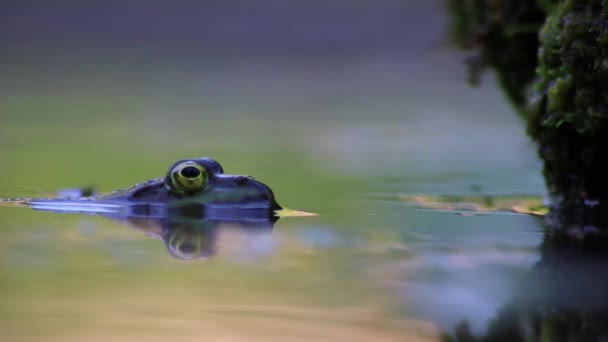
[448, 0, 608, 229]
[530, 0, 608, 227]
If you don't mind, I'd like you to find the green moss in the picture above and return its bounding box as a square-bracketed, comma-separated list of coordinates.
[546, 77, 571, 113]
[527, 0, 608, 225]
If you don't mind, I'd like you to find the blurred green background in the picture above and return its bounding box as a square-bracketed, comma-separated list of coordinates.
[0, 1, 545, 341]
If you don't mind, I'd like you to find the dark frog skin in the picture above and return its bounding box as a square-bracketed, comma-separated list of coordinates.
[100, 157, 283, 216]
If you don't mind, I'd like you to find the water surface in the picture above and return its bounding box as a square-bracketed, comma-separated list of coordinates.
[0, 54, 546, 341]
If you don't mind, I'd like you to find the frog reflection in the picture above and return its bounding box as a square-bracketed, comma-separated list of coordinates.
[121, 211, 277, 260]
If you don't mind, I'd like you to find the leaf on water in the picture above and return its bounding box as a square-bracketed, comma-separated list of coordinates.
[398, 195, 548, 216]
[0, 198, 32, 208]
[275, 208, 318, 217]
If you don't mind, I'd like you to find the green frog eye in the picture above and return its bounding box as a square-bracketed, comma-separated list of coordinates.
[168, 161, 207, 194]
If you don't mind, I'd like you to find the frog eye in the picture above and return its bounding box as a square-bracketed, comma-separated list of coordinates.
[168, 161, 207, 194]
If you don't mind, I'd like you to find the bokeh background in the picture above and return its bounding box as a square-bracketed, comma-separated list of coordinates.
[1, 0, 543, 199]
[1, 1, 546, 341]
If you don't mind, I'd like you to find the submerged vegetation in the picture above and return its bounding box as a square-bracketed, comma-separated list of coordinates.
[447, 0, 608, 229]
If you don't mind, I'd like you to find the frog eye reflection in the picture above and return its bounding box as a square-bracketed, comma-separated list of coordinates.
[166, 230, 205, 260]
[169, 161, 207, 194]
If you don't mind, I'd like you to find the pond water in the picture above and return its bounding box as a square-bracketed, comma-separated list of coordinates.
[0, 54, 548, 341]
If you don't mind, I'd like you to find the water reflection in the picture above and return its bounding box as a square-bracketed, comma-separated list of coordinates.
[385, 208, 542, 334]
[441, 227, 608, 342]
[121, 208, 277, 260]
[18, 198, 280, 261]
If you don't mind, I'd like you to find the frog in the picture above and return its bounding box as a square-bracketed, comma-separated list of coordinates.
[1, 157, 314, 218]
[99, 157, 283, 215]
